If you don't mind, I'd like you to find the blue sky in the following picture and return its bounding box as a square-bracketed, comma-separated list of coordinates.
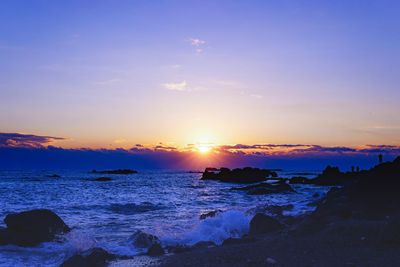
[1, 0, 399, 149]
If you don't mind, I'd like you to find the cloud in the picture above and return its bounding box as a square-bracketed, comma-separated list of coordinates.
[189, 38, 206, 47]
[0, 133, 64, 148]
[162, 81, 188, 91]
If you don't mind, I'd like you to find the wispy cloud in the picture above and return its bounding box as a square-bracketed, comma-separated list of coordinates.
[189, 38, 206, 46]
[188, 38, 206, 53]
[162, 81, 187, 91]
[0, 133, 64, 148]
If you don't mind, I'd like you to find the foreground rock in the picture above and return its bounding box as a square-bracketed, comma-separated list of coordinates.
[60, 248, 116, 267]
[232, 181, 295, 195]
[201, 167, 278, 183]
[91, 169, 138, 175]
[0, 209, 70, 246]
[249, 213, 284, 235]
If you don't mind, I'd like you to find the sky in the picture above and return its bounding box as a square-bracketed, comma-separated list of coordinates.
[1, 0, 400, 154]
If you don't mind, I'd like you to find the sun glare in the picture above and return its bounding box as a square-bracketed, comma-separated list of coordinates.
[196, 143, 213, 154]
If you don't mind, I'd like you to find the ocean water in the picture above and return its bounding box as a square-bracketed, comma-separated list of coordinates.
[0, 169, 328, 266]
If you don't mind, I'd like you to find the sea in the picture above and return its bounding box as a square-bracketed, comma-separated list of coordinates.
[0, 169, 330, 266]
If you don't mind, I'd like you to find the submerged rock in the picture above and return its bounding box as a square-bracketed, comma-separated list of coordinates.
[91, 169, 138, 175]
[93, 177, 113, 182]
[130, 230, 160, 248]
[201, 167, 277, 183]
[60, 248, 116, 267]
[0, 209, 70, 246]
[249, 213, 283, 235]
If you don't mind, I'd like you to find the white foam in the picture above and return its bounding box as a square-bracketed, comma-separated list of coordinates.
[165, 210, 251, 246]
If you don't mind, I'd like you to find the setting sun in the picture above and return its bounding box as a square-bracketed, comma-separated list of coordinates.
[196, 143, 213, 154]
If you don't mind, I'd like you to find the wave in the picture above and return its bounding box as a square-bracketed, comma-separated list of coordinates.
[165, 210, 251, 246]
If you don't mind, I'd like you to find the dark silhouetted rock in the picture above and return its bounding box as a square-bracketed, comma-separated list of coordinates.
[60, 248, 116, 267]
[202, 167, 278, 183]
[232, 181, 295, 195]
[147, 243, 164, 256]
[91, 169, 137, 175]
[199, 210, 222, 220]
[0, 209, 70, 246]
[130, 230, 159, 248]
[249, 213, 283, 235]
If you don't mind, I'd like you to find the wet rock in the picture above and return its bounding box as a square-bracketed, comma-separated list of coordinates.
[60, 247, 116, 267]
[201, 167, 277, 183]
[130, 230, 160, 248]
[147, 243, 164, 256]
[249, 213, 283, 235]
[91, 169, 138, 175]
[200, 210, 222, 220]
[0, 209, 70, 246]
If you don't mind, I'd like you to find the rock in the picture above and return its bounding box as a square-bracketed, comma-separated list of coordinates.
[199, 210, 222, 220]
[232, 181, 295, 195]
[166, 244, 191, 254]
[93, 177, 112, 181]
[222, 236, 255, 246]
[249, 213, 283, 235]
[147, 243, 164, 256]
[91, 169, 137, 175]
[60, 248, 116, 267]
[201, 167, 277, 183]
[1, 209, 70, 246]
[130, 230, 159, 248]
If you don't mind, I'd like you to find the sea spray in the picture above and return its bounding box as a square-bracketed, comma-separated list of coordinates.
[164, 210, 251, 246]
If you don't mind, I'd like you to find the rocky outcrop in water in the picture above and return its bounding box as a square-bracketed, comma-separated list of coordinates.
[201, 167, 277, 183]
[231, 181, 295, 195]
[0, 209, 70, 247]
[60, 248, 116, 267]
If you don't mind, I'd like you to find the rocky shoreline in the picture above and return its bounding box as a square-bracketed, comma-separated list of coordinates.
[1, 157, 399, 266]
[160, 157, 400, 266]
